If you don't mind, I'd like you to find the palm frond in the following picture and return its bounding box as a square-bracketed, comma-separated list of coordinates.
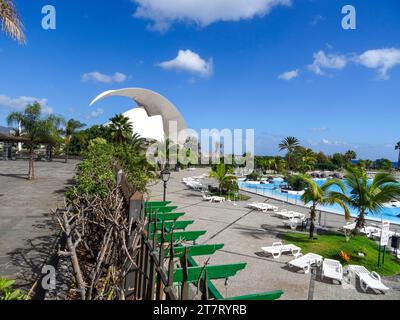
[370, 172, 398, 190]
[0, 0, 26, 44]
[373, 184, 400, 205]
[320, 178, 346, 193]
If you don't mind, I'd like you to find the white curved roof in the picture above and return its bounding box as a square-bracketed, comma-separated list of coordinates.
[122, 107, 165, 142]
[90, 88, 187, 141]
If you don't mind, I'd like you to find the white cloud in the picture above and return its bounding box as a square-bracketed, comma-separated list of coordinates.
[308, 50, 347, 75]
[0, 95, 52, 114]
[157, 49, 213, 77]
[132, 0, 292, 32]
[81, 72, 127, 84]
[278, 69, 299, 80]
[86, 108, 104, 119]
[321, 138, 348, 147]
[310, 127, 327, 133]
[322, 138, 330, 145]
[357, 48, 400, 80]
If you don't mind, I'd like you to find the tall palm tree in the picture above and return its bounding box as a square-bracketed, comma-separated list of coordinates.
[109, 114, 133, 144]
[7, 102, 63, 179]
[0, 0, 25, 43]
[395, 142, 400, 170]
[300, 175, 350, 239]
[209, 163, 237, 194]
[339, 166, 400, 231]
[279, 136, 300, 170]
[64, 119, 86, 163]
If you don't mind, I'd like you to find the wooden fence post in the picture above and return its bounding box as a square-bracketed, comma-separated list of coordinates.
[156, 224, 165, 300]
[166, 233, 175, 300]
[124, 190, 144, 299]
[181, 248, 189, 300]
[130, 191, 144, 222]
[201, 270, 209, 300]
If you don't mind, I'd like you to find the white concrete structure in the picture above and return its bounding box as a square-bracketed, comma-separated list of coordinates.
[90, 88, 187, 142]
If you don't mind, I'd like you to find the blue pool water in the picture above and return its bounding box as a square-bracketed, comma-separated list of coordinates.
[239, 178, 400, 225]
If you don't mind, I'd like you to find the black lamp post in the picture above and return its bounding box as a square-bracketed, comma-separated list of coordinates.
[160, 168, 171, 202]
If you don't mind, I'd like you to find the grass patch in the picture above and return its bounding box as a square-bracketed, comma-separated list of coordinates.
[280, 232, 400, 276]
[210, 192, 250, 201]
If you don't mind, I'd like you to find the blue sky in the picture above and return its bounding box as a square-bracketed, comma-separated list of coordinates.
[1, 0, 400, 160]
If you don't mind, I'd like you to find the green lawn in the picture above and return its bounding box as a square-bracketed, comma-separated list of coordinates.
[281, 232, 400, 276]
[210, 192, 250, 201]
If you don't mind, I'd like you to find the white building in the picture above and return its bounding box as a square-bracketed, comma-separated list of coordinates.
[90, 88, 187, 143]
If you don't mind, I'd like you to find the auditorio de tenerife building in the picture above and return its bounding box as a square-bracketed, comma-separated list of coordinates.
[90, 88, 254, 172]
[90, 88, 188, 143]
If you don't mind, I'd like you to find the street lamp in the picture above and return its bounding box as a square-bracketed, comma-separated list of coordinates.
[160, 168, 171, 202]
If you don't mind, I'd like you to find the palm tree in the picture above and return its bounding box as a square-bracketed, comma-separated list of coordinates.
[345, 150, 357, 163]
[302, 149, 317, 172]
[7, 102, 63, 179]
[340, 166, 400, 231]
[279, 136, 300, 170]
[0, 0, 26, 43]
[109, 114, 133, 144]
[129, 132, 147, 152]
[300, 175, 350, 239]
[64, 119, 86, 163]
[395, 142, 400, 170]
[209, 163, 237, 194]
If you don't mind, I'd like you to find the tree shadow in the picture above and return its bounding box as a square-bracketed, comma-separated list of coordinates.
[0, 173, 28, 180]
[230, 225, 274, 240]
[53, 179, 76, 195]
[6, 216, 61, 299]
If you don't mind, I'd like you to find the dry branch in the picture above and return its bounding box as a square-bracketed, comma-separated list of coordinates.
[54, 186, 145, 300]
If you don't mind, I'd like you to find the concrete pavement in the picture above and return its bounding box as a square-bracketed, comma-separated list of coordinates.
[0, 160, 78, 291]
[148, 167, 400, 300]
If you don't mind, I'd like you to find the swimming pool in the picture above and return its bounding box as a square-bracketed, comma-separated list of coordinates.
[239, 178, 400, 225]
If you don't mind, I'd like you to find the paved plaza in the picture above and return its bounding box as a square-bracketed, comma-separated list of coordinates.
[1, 161, 399, 299]
[148, 167, 400, 300]
[0, 160, 78, 291]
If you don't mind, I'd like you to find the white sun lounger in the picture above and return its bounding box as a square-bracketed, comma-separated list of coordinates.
[275, 211, 305, 220]
[322, 259, 343, 284]
[371, 230, 396, 240]
[360, 226, 381, 238]
[202, 193, 225, 203]
[342, 222, 356, 231]
[202, 193, 214, 201]
[186, 182, 203, 190]
[210, 196, 225, 203]
[287, 253, 323, 274]
[261, 242, 301, 259]
[348, 265, 389, 294]
[283, 217, 306, 230]
[342, 223, 386, 239]
[247, 203, 278, 212]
